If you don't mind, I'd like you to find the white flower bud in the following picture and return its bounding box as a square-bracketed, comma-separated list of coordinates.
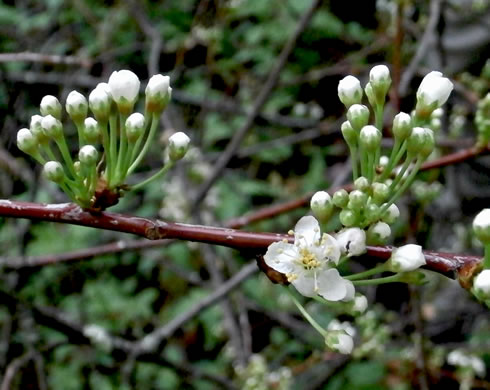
[389, 244, 426, 272]
[359, 125, 381, 152]
[89, 86, 112, 122]
[354, 176, 369, 192]
[30, 115, 48, 143]
[372, 183, 389, 203]
[341, 120, 357, 147]
[369, 64, 391, 85]
[473, 209, 490, 243]
[379, 155, 389, 167]
[335, 228, 366, 257]
[347, 104, 370, 130]
[473, 269, 490, 299]
[108, 70, 140, 113]
[125, 113, 146, 142]
[338, 75, 362, 108]
[381, 203, 399, 224]
[41, 115, 63, 139]
[407, 127, 434, 158]
[79, 145, 99, 165]
[310, 191, 333, 221]
[40, 95, 62, 119]
[66, 90, 88, 123]
[392, 112, 412, 141]
[369, 65, 391, 104]
[168, 132, 190, 161]
[431, 108, 444, 118]
[17, 128, 36, 153]
[83, 117, 100, 144]
[145, 74, 172, 113]
[416, 71, 453, 116]
[353, 295, 368, 314]
[43, 161, 64, 183]
[367, 221, 391, 244]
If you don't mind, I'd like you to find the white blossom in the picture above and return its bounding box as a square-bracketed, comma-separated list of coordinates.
[390, 244, 426, 272]
[416, 71, 453, 108]
[264, 216, 353, 301]
[335, 228, 366, 257]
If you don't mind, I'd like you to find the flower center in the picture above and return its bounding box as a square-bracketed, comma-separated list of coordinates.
[298, 248, 320, 270]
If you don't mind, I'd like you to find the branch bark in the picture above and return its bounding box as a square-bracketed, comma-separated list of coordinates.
[0, 199, 482, 279]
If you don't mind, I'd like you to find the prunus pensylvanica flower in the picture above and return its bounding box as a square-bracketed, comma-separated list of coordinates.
[17, 70, 190, 209]
[264, 216, 353, 301]
[262, 65, 459, 354]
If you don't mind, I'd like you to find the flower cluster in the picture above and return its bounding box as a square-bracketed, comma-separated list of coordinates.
[17, 70, 190, 210]
[332, 67, 453, 245]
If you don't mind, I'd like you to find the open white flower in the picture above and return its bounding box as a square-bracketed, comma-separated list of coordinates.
[264, 216, 353, 301]
[326, 320, 356, 354]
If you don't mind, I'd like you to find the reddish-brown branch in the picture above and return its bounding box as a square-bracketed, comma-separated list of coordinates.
[0, 200, 482, 280]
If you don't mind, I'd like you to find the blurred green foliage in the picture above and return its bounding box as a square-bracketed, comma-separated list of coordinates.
[0, 0, 489, 389]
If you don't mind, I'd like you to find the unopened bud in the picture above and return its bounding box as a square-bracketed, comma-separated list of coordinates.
[473, 208, 490, 244]
[359, 125, 381, 152]
[168, 132, 190, 161]
[125, 113, 146, 142]
[381, 203, 400, 224]
[145, 74, 172, 113]
[79, 145, 99, 165]
[83, 118, 100, 144]
[89, 86, 112, 122]
[30, 115, 48, 143]
[108, 70, 140, 114]
[310, 191, 333, 221]
[41, 115, 63, 139]
[43, 161, 65, 183]
[17, 128, 36, 153]
[332, 189, 349, 208]
[389, 244, 426, 272]
[392, 112, 412, 141]
[341, 121, 357, 147]
[66, 90, 88, 123]
[347, 104, 370, 131]
[40, 95, 62, 120]
[354, 176, 369, 192]
[338, 75, 362, 108]
[367, 221, 391, 245]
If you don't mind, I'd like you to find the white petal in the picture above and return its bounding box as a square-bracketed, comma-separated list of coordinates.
[319, 233, 341, 264]
[317, 269, 347, 301]
[341, 279, 355, 302]
[292, 274, 316, 297]
[294, 216, 321, 247]
[334, 333, 354, 354]
[263, 242, 297, 274]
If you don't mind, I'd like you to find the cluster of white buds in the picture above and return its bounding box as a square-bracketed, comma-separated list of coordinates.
[16, 69, 189, 209]
[331, 65, 452, 246]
